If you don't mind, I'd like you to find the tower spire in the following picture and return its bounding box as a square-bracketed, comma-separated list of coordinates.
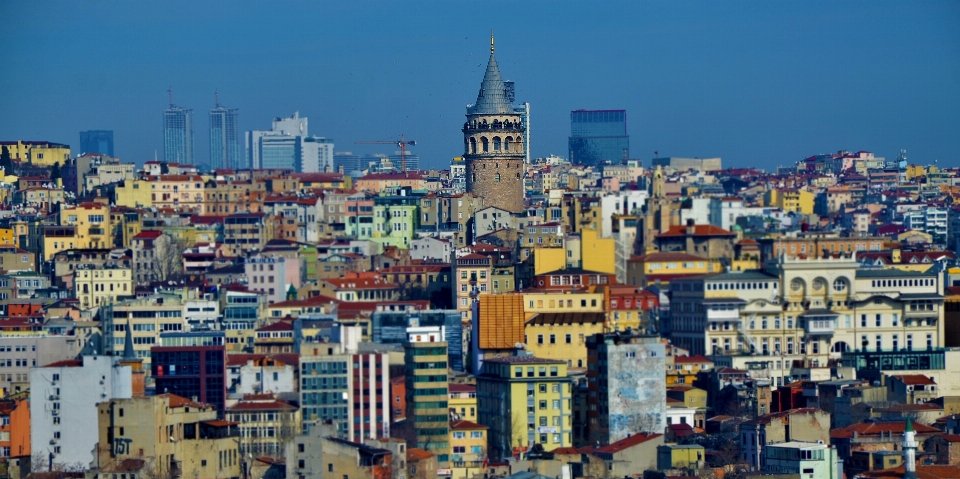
[902, 416, 918, 479]
[167, 88, 174, 108]
[490, 30, 494, 52]
[123, 320, 136, 361]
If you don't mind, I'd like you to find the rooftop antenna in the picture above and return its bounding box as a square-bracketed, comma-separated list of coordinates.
[167, 88, 174, 108]
[215, 90, 220, 108]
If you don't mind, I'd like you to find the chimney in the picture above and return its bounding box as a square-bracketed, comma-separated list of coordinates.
[686, 218, 695, 227]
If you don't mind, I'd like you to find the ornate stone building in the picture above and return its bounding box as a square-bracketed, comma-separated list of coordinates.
[463, 37, 525, 213]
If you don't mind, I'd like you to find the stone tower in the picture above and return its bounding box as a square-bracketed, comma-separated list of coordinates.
[463, 36, 525, 213]
[635, 165, 678, 254]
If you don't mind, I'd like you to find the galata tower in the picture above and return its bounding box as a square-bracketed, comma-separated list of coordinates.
[463, 36, 525, 213]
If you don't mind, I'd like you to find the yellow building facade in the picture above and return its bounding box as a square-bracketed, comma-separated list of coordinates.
[477, 356, 572, 459]
[0, 141, 71, 166]
[448, 384, 478, 422]
[523, 312, 605, 369]
[764, 189, 814, 215]
[60, 202, 113, 249]
[580, 228, 616, 275]
[626, 252, 722, 288]
[0, 228, 14, 246]
[450, 419, 487, 478]
[115, 180, 155, 208]
[74, 266, 133, 310]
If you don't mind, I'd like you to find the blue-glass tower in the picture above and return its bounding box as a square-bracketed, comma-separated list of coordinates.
[568, 109, 629, 166]
[79, 130, 114, 156]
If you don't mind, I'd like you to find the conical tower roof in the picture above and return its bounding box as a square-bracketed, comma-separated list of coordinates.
[123, 320, 137, 361]
[468, 37, 513, 115]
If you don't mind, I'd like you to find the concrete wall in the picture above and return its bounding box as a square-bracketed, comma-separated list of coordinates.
[30, 356, 132, 469]
[604, 340, 667, 441]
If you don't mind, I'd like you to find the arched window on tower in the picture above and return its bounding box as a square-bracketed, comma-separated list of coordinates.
[472, 173, 476, 182]
[495, 173, 501, 182]
[493, 137, 501, 151]
[469, 138, 476, 154]
[481, 137, 489, 152]
[505, 137, 513, 152]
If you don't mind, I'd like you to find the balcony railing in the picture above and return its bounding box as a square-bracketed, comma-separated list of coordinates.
[804, 318, 836, 336]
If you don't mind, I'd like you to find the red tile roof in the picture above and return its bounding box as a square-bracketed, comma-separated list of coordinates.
[656, 224, 735, 238]
[132, 230, 164, 240]
[256, 320, 294, 332]
[43, 359, 82, 368]
[406, 448, 434, 461]
[831, 420, 940, 439]
[450, 419, 487, 430]
[855, 464, 960, 478]
[593, 432, 662, 454]
[892, 374, 937, 386]
[159, 393, 209, 409]
[448, 383, 476, 394]
[674, 354, 713, 364]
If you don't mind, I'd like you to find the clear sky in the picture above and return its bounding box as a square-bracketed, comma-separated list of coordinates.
[1, 1, 958, 170]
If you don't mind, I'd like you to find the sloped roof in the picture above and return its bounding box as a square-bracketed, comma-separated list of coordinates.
[831, 420, 940, 439]
[468, 44, 512, 115]
[450, 419, 487, 430]
[892, 374, 937, 386]
[526, 312, 605, 326]
[656, 224, 735, 238]
[594, 432, 662, 454]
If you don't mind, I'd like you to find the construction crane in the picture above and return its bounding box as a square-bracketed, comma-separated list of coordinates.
[355, 135, 417, 172]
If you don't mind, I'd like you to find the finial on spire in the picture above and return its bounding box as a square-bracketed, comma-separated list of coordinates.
[490, 30, 495, 52]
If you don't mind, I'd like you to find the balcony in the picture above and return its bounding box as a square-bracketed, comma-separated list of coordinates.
[801, 310, 837, 336]
[704, 298, 745, 322]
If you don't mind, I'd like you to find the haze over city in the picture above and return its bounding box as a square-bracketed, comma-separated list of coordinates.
[2, 1, 958, 169]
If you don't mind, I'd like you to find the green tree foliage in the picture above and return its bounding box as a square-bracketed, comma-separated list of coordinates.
[0, 146, 12, 173]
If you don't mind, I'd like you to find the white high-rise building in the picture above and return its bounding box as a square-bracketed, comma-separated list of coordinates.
[246, 112, 333, 172]
[30, 355, 133, 469]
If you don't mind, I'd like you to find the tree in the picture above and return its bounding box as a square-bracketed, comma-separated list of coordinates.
[50, 161, 61, 181]
[0, 146, 12, 173]
[150, 234, 187, 283]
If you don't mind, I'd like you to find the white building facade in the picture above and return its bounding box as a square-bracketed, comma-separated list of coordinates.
[30, 355, 132, 469]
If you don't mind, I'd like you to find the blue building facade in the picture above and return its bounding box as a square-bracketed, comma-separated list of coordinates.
[568, 109, 629, 166]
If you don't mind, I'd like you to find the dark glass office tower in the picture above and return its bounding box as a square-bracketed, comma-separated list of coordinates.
[568, 109, 629, 166]
[79, 130, 114, 156]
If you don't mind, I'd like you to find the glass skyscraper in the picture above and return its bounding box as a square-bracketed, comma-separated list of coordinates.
[209, 103, 241, 170]
[163, 105, 194, 164]
[568, 109, 629, 166]
[79, 130, 114, 156]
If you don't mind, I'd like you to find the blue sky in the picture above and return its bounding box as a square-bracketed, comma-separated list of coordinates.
[1, 1, 958, 170]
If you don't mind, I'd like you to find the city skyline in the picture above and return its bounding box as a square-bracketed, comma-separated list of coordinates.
[1, 1, 958, 170]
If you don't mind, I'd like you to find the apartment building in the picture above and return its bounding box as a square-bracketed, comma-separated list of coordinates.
[669, 253, 944, 387]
